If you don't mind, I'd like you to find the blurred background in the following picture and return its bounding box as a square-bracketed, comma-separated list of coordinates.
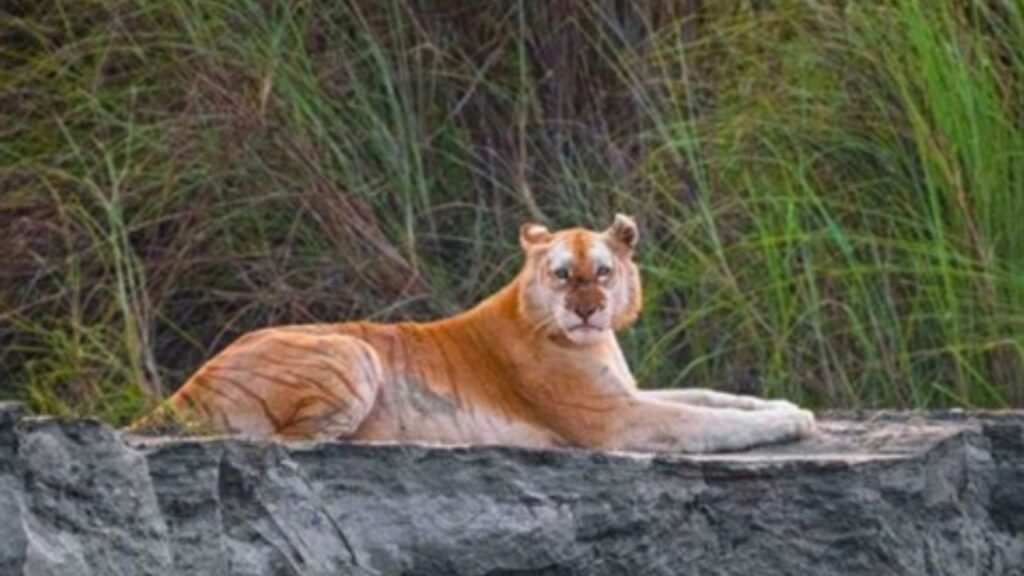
[2, 0, 1023, 424]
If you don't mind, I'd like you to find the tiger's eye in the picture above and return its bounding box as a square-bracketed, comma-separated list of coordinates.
[596, 265, 612, 278]
[553, 268, 570, 281]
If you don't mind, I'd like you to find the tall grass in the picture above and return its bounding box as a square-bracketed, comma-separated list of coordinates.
[2, 0, 1023, 423]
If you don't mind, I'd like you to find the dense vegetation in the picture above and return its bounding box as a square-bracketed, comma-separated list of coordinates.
[2, 0, 1024, 424]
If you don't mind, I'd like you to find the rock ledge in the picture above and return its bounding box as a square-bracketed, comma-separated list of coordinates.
[1, 402, 1022, 575]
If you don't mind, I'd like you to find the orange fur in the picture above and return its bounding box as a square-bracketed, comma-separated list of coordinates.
[138, 215, 815, 452]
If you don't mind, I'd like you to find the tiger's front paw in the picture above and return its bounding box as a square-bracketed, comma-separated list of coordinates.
[790, 408, 817, 438]
[764, 405, 817, 440]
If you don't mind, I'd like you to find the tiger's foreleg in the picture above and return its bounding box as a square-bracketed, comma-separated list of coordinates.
[588, 397, 815, 453]
[167, 330, 382, 440]
[642, 388, 801, 412]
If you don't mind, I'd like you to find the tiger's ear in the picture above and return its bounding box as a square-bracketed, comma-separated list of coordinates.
[519, 222, 553, 251]
[605, 213, 638, 251]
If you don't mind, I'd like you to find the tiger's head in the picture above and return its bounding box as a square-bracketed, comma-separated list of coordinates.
[517, 214, 642, 345]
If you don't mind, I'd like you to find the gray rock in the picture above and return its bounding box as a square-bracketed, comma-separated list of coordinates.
[0, 401, 1021, 575]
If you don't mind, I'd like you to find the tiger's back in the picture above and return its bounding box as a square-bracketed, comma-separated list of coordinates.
[160, 312, 561, 446]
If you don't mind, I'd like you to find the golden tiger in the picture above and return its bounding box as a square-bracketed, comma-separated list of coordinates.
[132, 215, 815, 452]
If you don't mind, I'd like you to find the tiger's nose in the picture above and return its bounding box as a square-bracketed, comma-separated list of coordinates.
[574, 302, 601, 321]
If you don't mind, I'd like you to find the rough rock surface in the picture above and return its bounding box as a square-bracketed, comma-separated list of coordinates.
[0, 402, 1021, 576]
